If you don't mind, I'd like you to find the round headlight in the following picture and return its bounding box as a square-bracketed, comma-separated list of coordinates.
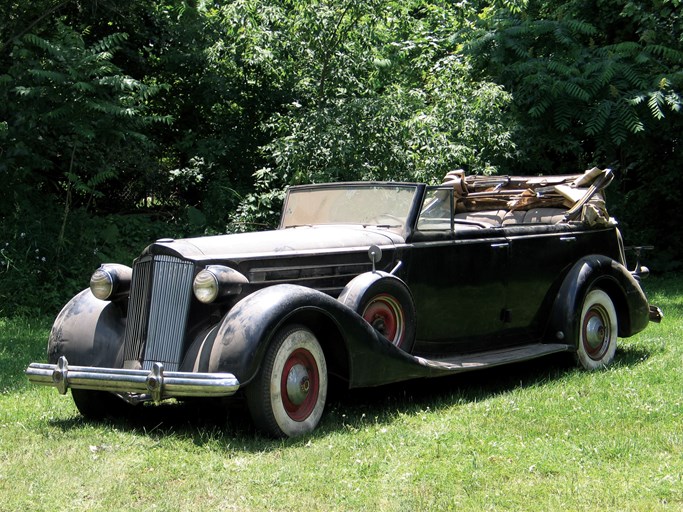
[89, 264, 132, 301]
[193, 265, 249, 304]
[193, 269, 219, 304]
[90, 268, 114, 300]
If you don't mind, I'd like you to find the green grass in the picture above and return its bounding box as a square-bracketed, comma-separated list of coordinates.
[1, 276, 681, 511]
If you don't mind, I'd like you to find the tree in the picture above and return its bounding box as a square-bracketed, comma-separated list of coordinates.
[2, 22, 169, 245]
[0, 17, 173, 314]
[466, 0, 681, 167]
[229, 0, 515, 230]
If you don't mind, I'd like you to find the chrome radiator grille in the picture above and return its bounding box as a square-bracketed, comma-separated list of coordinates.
[123, 255, 195, 372]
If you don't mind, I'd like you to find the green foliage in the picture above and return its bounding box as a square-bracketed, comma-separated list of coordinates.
[1, 20, 169, 215]
[462, 0, 683, 265]
[0, 17, 175, 308]
[466, 0, 682, 163]
[0, 199, 187, 316]
[230, 0, 515, 229]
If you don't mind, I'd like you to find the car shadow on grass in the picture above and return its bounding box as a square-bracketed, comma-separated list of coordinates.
[46, 347, 652, 448]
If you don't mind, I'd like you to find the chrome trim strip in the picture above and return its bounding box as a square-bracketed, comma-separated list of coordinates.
[26, 356, 240, 400]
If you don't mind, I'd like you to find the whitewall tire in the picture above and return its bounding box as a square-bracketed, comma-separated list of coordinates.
[575, 289, 618, 370]
[246, 325, 327, 437]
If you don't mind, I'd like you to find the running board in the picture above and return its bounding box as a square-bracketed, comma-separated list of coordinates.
[414, 343, 570, 373]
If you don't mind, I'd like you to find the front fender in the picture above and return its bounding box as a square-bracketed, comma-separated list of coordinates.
[194, 284, 434, 388]
[47, 289, 125, 367]
[547, 255, 651, 347]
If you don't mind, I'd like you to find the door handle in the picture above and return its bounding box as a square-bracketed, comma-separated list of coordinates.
[490, 242, 509, 249]
[560, 236, 576, 243]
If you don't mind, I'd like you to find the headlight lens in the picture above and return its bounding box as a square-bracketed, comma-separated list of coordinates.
[193, 269, 219, 304]
[193, 265, 248, 304]
[89, 264, 132, 301]
[90, 268, 114, 300]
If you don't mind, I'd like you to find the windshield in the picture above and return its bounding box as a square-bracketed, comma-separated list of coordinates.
[281, 184, 419, 230]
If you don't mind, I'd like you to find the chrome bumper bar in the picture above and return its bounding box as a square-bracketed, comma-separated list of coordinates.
[26, 356, 240, 402]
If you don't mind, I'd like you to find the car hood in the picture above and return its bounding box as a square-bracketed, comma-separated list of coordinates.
[145, 225, 405, 262]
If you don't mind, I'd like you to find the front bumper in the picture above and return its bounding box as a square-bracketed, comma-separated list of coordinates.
[26, 356, 240, 402]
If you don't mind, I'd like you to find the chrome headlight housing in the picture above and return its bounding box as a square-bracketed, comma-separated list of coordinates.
[193, 265, 249, 304]
[89, 264, 132, 301]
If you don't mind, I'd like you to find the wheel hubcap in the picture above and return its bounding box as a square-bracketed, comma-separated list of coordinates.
[583, 307, 610, 359]
[362, 294, 404, 346]
[286, 363, 310, 406]
[280, 348, 319, 421]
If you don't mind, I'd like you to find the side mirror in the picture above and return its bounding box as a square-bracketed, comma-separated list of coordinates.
[368, 245, 382, 273]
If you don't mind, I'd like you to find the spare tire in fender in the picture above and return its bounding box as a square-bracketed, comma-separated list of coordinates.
[338, 271, 416, 353]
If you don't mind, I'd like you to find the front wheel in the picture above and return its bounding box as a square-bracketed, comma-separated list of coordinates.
[575, 289, 618, 370]
[246, 325, 328, 438]
[72, 389, 130, 420]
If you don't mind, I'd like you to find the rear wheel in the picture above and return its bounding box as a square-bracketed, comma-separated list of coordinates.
[575, 289, 618, 370]
[246, 325, 327, 438]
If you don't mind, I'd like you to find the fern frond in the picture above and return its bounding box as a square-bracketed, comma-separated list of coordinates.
[585, 100, 612, 135]
[564, 19, 598, 37]
[27, 69, 67, 83]
[645, 45, 683, 63]
[563, 81, 591, 101]
[553, 100, 574, 130]
[605, 41, 641, 57]
[502, 36, 531, 59]
[665, 91, 682, 112]
[528, 97, 551, 117]
[609, 116, 628, 145]
[627, 94, 646, 106]
[546, 60, 574, 77]
[46, 105, 71, 119]
[617, 101, 644, 134]
[589, 62, 616, 92]
[22, 34, 63, 58]
[90, 33, 129, 54]
[648, 91, 665, 120]
[14, 86, 32, 97]
[86, 169, 117, 188]
[620, 65, 650, 90]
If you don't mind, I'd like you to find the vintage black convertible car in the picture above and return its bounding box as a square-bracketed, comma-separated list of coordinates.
[27, 168, 662, 437]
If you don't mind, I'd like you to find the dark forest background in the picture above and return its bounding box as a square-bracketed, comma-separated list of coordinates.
[1, 0, 681, 315]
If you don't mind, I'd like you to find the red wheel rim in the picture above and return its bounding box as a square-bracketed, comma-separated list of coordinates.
[362, 293, 405, 346]
[280, 348, 320, 421]
[582, 306, 611, 360]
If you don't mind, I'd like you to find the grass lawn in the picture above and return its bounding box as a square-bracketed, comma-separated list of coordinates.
[1, 276, 680, 511]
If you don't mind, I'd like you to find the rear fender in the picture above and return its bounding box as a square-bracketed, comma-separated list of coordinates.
[47, 289, 126, 367]
[547, 255, 650, 347]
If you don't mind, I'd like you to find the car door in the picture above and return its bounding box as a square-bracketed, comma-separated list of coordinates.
[403, 224, 509, 355]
